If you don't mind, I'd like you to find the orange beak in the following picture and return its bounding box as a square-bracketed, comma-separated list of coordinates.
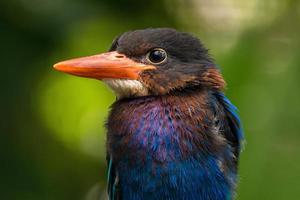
[53, 51, 156, 80]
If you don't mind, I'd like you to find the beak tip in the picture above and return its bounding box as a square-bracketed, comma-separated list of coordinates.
[53, 62, 64, 71]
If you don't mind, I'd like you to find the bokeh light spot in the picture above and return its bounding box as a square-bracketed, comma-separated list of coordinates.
[38, 74, 114, 159]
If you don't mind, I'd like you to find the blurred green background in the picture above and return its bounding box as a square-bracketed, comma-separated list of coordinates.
[1, 0, 300, 199]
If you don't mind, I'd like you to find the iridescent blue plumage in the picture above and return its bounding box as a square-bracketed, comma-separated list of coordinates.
[107, 90, 243, 200]
[215, 92, 244, 152]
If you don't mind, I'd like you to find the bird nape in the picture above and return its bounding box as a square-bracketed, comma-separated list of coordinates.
[54, 28, 244, 200]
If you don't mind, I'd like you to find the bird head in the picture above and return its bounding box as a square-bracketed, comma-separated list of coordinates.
[54, 28, 225, 98]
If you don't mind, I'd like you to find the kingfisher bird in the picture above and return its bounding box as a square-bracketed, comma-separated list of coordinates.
[54, 28, 243, 200]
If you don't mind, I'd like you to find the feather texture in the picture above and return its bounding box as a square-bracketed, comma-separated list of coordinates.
[106, 89, 243, 200]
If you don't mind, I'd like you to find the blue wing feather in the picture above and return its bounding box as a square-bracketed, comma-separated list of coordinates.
[107, 156, 117, 200]
[215, 92, 244, 152]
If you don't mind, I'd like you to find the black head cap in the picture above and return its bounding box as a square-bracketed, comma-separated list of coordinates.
[110, 28, 225, 95]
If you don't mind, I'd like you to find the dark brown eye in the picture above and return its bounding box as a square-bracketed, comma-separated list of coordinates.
[147, 48, 167, 64]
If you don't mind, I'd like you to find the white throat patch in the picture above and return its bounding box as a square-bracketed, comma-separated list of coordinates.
[103, 79, 149, 98]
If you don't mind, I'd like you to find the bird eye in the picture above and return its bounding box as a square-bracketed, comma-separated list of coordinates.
[147, 48, 167, 64]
